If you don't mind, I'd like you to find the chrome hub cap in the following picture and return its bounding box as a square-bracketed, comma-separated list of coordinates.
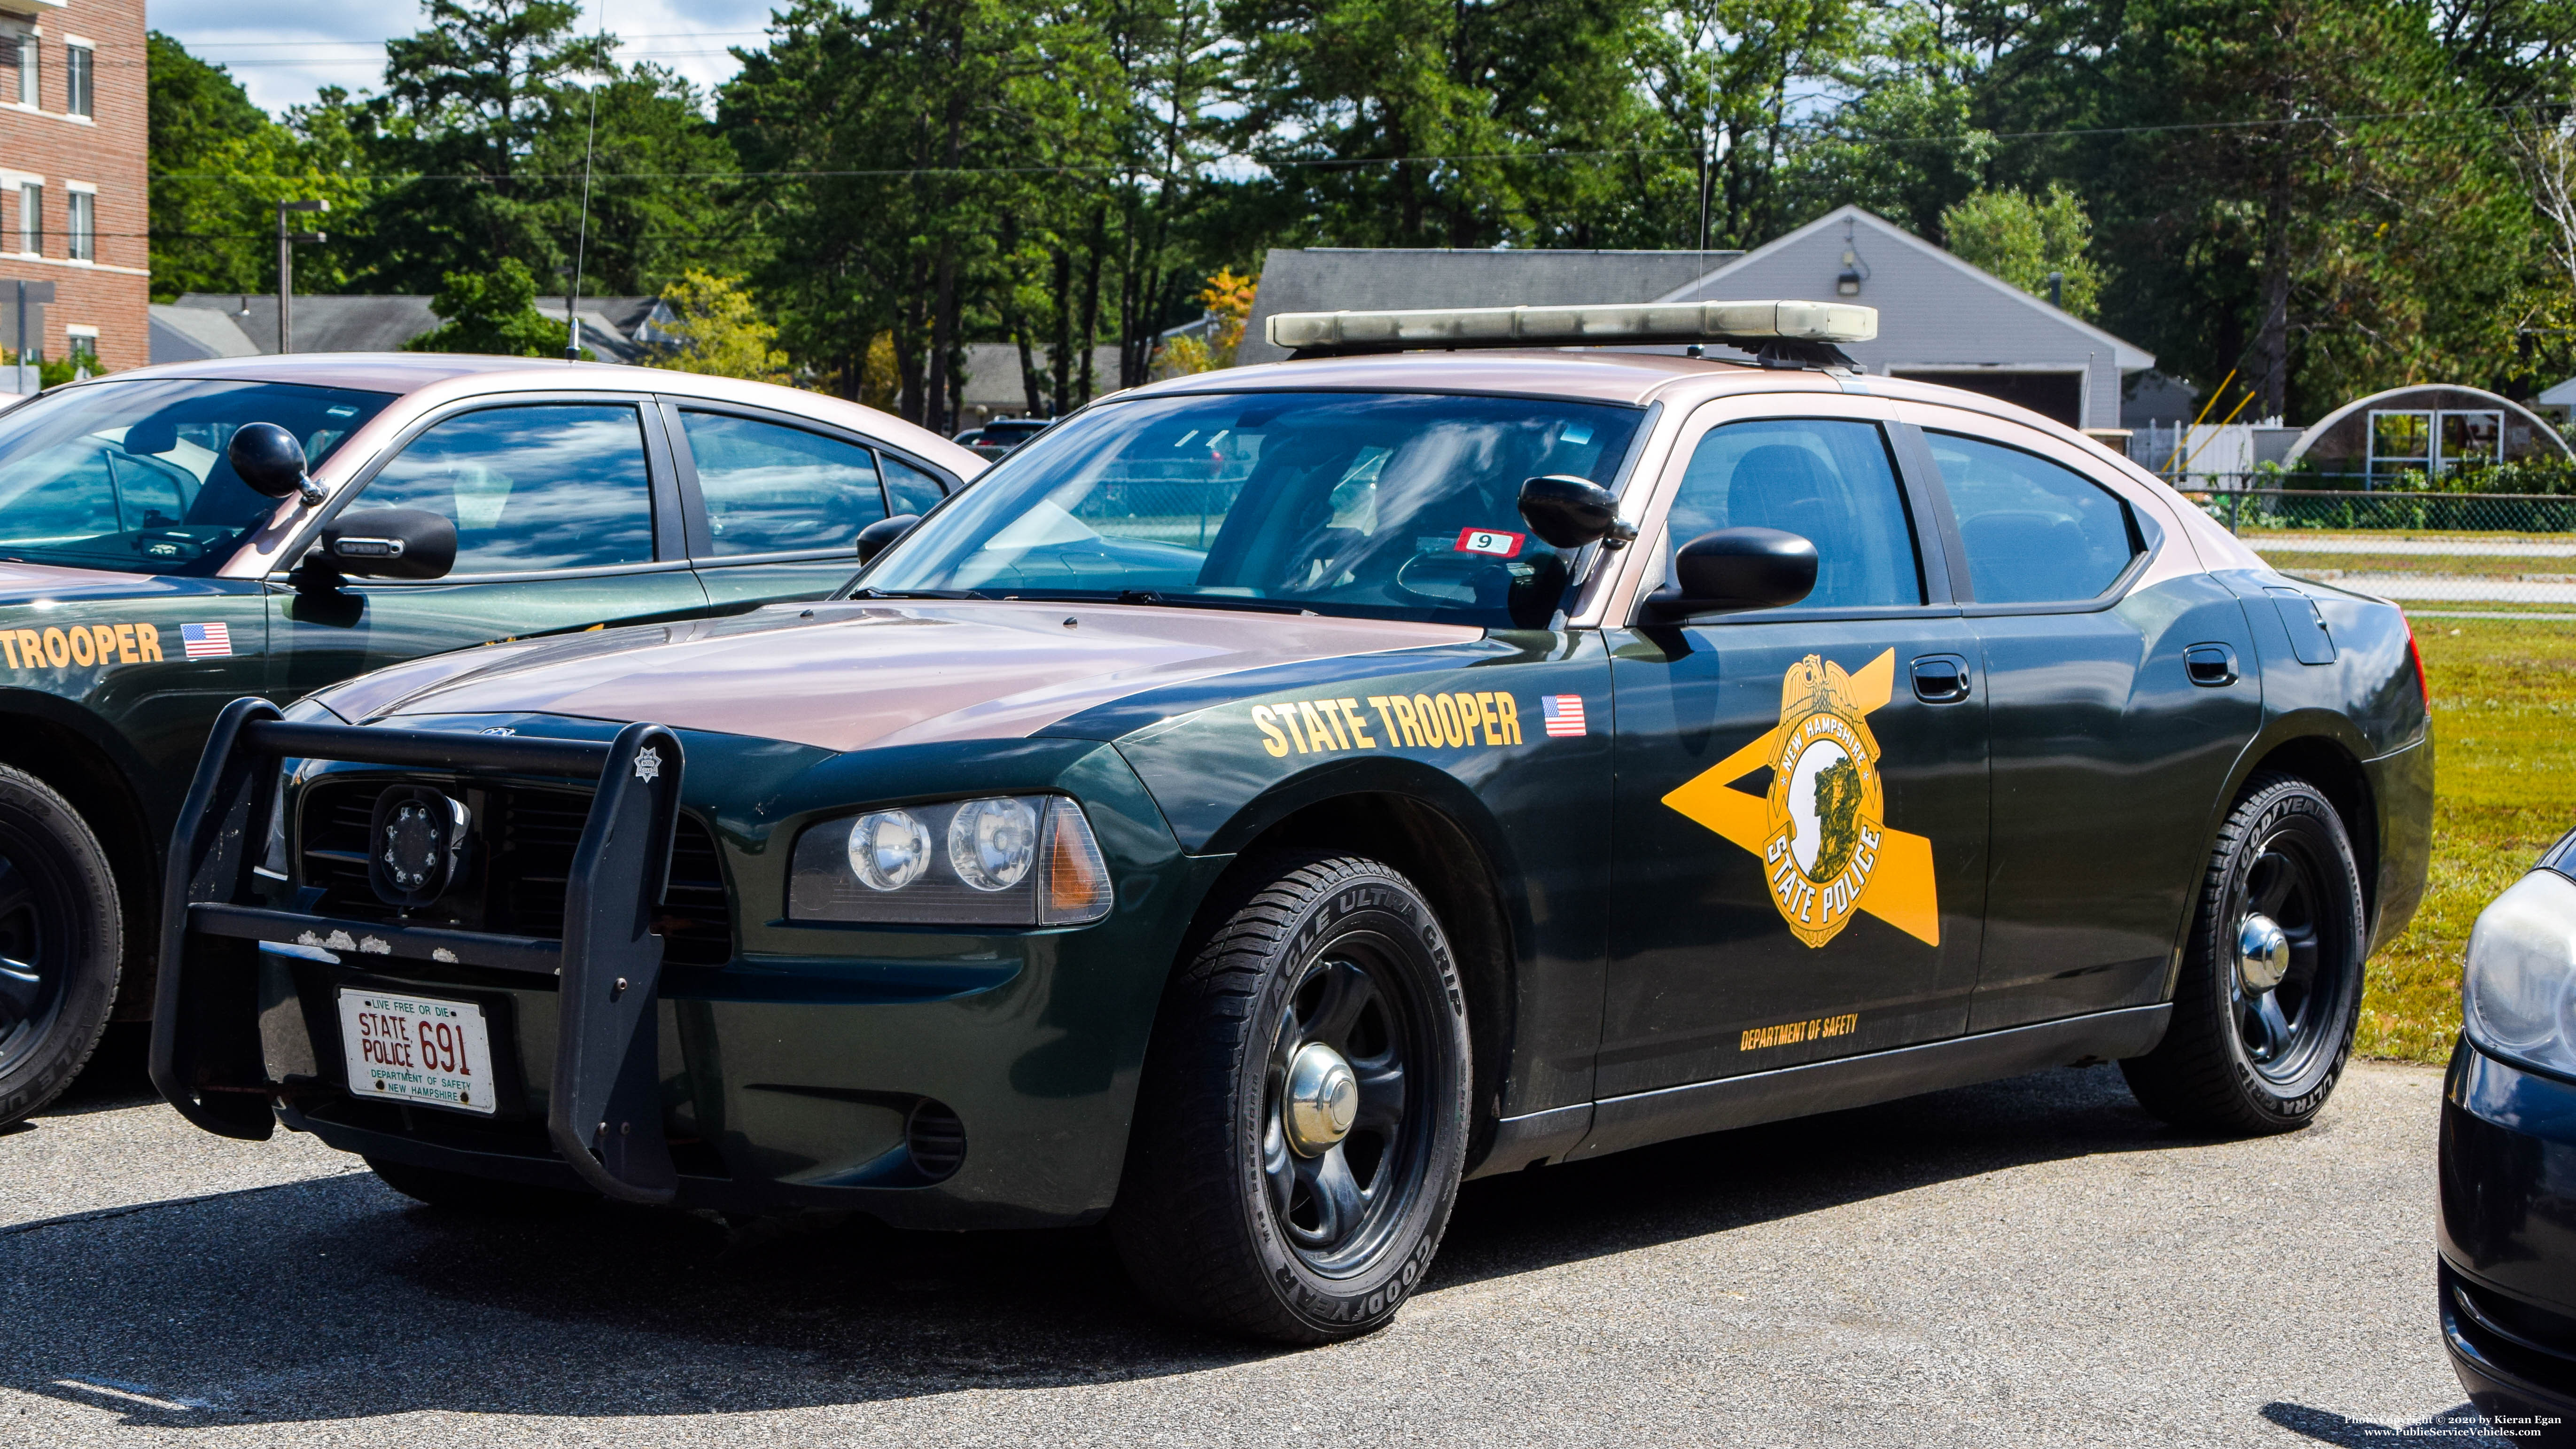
[2237, 913, 2291, 995]
[1284, 1041, 1360, 1156]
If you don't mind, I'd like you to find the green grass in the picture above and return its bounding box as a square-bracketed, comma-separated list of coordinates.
[2358, 617, 2576, 1061]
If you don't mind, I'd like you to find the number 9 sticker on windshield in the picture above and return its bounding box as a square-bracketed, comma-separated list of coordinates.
[335, 987, 498, 1115]
[1455, 528, 1525, 557]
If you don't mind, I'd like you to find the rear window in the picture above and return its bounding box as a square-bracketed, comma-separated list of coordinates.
[0, 378, 394, 575]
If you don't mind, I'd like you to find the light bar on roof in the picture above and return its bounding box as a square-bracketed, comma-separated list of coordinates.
[1266, 299, 1878, 352]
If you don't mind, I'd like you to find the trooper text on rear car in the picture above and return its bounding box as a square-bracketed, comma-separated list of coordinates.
[156, 299, 2432, 1343]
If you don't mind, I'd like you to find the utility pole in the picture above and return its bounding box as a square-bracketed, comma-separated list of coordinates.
[276, 199, 328, 354]
[8, 279, 52, 393]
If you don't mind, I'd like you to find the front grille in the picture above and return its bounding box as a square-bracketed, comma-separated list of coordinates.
[300, 778, 733, 966]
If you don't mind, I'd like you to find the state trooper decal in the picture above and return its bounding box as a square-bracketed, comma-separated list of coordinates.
[1660, 649, 1941, 949]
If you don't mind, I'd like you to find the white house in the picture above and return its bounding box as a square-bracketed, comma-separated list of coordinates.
[1240, 204, 2155, 435]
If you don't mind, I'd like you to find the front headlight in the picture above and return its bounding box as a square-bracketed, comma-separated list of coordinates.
[790, 795, 1112, 926]
[2462, 869, 2576, 1073]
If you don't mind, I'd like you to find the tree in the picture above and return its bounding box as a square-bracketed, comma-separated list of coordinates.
[643, 270, 788, 381]
[146, 35, 374, 299]
[1941, 185, 2104, 317]
[405, 257, 576, 355]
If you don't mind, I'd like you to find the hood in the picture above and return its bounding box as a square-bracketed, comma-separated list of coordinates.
[315, 600, 1478, 753]
[0, 560, 245, 607]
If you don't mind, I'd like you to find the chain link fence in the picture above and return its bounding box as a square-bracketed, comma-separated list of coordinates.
[2171, 478, 2576, 612]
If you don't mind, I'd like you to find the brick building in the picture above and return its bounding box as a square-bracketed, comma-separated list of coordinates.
[0, 0, 146, 375]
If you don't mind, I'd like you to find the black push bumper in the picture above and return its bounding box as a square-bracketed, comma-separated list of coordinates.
[150, 697, 690, 1204]
[2438, 1036, 2576, 1438]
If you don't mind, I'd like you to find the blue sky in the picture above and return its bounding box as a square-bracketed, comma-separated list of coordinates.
[148, 0, 778, 114]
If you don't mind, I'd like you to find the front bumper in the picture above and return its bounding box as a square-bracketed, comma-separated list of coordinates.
[154, 701, 1208, 1228]
[2438, 1037, 2576, 1433]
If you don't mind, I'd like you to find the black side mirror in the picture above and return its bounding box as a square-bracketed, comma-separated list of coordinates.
[1518, 475, 1637, 551]
[318, 508, 457, 581]
[855, 514, 921, 566]
[1642, 528, 1818, 619]
[228, 421, 323, 505]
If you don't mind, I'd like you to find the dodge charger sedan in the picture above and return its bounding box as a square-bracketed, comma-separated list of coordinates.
[155, 300, 2431, 1343]
[0, 354, 977, 1125]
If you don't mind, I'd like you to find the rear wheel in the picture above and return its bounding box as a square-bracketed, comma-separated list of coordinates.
[1111, 853, 1471, 1343]
[0, 766, 121, 1126]
[366, 1156, 594, 1216]
[2123, 773, 2366, 1134]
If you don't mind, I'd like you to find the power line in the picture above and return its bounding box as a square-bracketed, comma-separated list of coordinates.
[137, 96, 2575, 184]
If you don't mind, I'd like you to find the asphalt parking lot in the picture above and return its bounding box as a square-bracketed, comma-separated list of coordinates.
[0, 1033, 2487, 1447]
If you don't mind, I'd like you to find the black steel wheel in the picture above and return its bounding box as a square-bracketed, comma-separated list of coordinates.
[1112, 853, 1471, 1343]
[0, 765, 121, 1125]
[2123, 773, 2366, 1134]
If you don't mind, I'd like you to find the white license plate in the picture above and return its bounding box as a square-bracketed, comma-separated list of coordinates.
[336, 987, 498, 1116]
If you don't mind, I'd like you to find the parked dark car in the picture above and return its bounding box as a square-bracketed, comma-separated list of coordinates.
[953, 417, 1052, 460]
[157, 300, 2430, 1344]
[0, 354, 980, 1124]
[2441, 826, 2576, 1442]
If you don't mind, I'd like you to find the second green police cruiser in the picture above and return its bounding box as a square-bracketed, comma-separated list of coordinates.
[156, 301, 2433, 1343]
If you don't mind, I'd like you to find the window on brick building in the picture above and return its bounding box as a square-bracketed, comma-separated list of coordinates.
[14, 36, 33, 108]
[67, 190, 91, 261]
[19, 183, 39, 255]
[65, 43, 89, 118]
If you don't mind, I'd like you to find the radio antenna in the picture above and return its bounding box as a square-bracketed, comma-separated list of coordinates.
[566, 1, 606, 361]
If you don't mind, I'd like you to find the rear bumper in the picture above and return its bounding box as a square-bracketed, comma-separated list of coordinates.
[2438, 1037, 2576, 1435]
[2364, 737, 2434, 956]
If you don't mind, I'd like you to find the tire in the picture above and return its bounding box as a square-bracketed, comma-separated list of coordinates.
[0, 765, 122, 1126]
[2122, 773, 2367, 1134]
[366, 1155, 594, 1215]
[1110, 853, 1472, 1343]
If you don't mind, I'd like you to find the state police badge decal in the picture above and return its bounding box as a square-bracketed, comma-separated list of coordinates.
[1661, 649, 1942, 949]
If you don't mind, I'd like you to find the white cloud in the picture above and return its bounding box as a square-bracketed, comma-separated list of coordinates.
[148, 0, 779, 115]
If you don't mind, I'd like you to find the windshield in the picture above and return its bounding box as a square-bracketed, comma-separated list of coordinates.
[0, 378, 395, 575]
[861, 390, 1644, 628]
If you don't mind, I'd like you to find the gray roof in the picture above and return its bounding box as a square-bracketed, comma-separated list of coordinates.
[148, 304, 263, 363]
[1230, 209, 2156, 430]
[156, 293, 671, 365]
[2539, 375, 2576, 407]
[1237, 249, 1740, 366]
[957, 342, 1123, 413]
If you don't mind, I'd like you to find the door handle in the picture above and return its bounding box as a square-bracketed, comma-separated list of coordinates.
[1910, 654, 1972, 703]
[2185, 643, 2239, 686]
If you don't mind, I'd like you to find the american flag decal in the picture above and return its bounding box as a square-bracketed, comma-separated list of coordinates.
[180, 622, 233, 659]
[1541, 694, 1587, 737]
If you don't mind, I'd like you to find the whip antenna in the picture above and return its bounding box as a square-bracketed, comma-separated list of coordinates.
[566, 1, 606, 361]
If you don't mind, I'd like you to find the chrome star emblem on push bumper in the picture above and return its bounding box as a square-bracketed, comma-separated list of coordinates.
[632, 746, 662, 784]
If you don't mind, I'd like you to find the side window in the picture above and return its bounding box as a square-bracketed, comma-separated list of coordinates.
[1926, 432, 2139, 604]
[351, 405, 656, 574]
[678, 411, 888, 557]
[1666, 418, 1922, 609]
[879, 453, 949, 517]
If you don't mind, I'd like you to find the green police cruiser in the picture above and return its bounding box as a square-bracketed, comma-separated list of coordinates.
[0, 354, 979, 1123]
[156, 301, 2433, 1343]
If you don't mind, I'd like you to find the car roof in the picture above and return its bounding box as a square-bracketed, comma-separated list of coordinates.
[1113, 347, 2140, 470]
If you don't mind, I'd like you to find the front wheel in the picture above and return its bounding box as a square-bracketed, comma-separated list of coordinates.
[2123, 773, 2367, 1134]
[1111, 853, 1471, 1343]
[0, 765, 122, 1126]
